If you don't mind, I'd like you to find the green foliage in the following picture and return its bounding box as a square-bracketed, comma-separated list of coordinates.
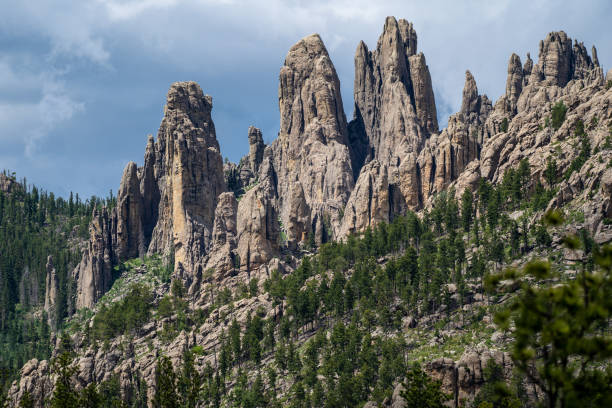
[78, 383, 102, 408]
[461, 188, 474, 232]
[603, 134, 612, 150]
[564, 120, 591, 179]
[551, 101, 567, 130]
[50, 352, 79, 408]
[471, 361, 521, 408]
[400, 363, 449, 408]
[9, 138, 612, 408]
[0, 170, 112, 390]
[530, 182, 555, 212]
[606, 80, 612, 90]
[92, 283, 153, 341]
[488, 222, 612, 408]
[500, 118, 509, 133]
[177, 349, 201, 408]
[153, 356, 179, 408]
[544, 158, 558, 186]
[18, 391, 34, 408]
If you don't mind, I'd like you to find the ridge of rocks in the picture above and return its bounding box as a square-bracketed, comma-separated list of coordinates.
[67, 19, 607, 323]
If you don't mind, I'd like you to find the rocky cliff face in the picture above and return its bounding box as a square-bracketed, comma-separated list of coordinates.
[225, 126, 265, 195]
[147, 81, 226, 280]
[115, 162, 146, 261]
[353, 16, 437, 164]
[340, 17, 439, 232]
[73, 82, 227, 308]
[272, 34, 355, 246]
[73, 207, 114, 309]
[43, 256, 58, 330]
[0, 173, 22, 194]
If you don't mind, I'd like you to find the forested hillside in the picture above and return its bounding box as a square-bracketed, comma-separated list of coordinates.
[7, 155, 610, 407]
[0, 172, 114, 398]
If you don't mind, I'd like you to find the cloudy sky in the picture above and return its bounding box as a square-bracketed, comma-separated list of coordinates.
[1, 0, 610, 199]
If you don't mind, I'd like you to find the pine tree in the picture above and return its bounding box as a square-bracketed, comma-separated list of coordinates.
[400, 363, 448, 408]
[544, 157, 558, 186]
[178, 349, 200, 408]
[50, 352, 79, 408]
[461, 188, 473, 232]
[78, 383, 101, 408]
[487, 214, 612, 408]
[18, 391, 34, 408]
[152, 356, 179, 408]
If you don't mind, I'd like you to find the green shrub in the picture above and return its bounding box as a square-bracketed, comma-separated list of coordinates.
[500, 118, 509, 133]
[158, 295, 173, 318]
[551, 101, 567, 130]
[92, 284, 153, 340]
[564, 120, 591, 179]
[606, 80, 612, 90]
[191, 345, 205, 356]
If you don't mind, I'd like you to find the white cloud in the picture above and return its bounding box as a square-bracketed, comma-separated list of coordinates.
[102, 0, 180, 21]
[0, 60, 83, 156]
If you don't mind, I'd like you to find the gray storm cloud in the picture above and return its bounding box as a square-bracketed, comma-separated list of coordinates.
[0, 0, 609, 197]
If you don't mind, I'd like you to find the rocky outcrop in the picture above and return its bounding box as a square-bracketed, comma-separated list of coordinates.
[73, 207, 114, 309]
[528, 31, 602, 88]
[43, 256, 58, 330]
[114, 162, 145, 261]
[0, 173, 22, 194]
[416, 71, 492, 200]
[523, 53, 534, 86]
[505, 53, 523, 114]
[72, 160, 149, 309]
[140, 135, 160, 242]
[73, 82, 227, 308]
[211, 192, 238, 248]
[425, 347, 516, 408]
[9, 359, 52, 408]
[341, 17, 439, 229]
[353, 16, 437, 165]
[147, 82, 226, 278]
[285, 182, 311, 250]
[364, 346, 537, 408]
[448, 34, 609, 217]
[247, 126, 265, 177]
[273, 33, 354, 244]
[203, 192, 239, 283]
[10, 19, 612, 408]
[236, 151, 280, 272]
[225, 127, 265, 195]
[339, 160, 390, 237]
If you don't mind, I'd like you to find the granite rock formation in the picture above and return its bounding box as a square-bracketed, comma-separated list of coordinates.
[114, 161, 145, 261]
[340, 17, 439, 232]
[272, 33, 355, 245]
[43, 256, 58, 330]
[73, 82, 227, 308]
[339, 160, 390, 237]
[353, 16, 437, 164]
[225, 126, 266, 195]
[236, 150, 280, 272]
[146, 81, 226, 279]
[73, 207, 114, 309]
